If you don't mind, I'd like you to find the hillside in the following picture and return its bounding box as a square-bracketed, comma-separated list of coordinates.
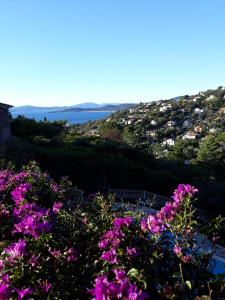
[80, 86, 225, 160]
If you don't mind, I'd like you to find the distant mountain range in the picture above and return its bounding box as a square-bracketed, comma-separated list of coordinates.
[10, 102, 135, 113]
[50, 103, 135, 113]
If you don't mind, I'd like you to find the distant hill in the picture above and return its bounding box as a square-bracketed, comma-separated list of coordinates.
[50, 103, 135, 113]
[10, 105, 64, 113]
[10, 103, 135, 114]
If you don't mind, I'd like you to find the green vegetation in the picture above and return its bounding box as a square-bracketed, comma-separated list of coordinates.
[1, 164, 224, 299]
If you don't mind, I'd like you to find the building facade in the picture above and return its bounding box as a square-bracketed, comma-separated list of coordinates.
[0, 103, 13, 142]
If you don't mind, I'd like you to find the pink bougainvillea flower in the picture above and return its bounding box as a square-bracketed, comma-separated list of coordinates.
[182, 255, 192, 263]
[0, 283, 10, 300]
[174, 245, 182, 256]
[101, 248, 118, 264]
[52, 202, 63, 214]
[49, 248, 61, 259]
[126, 247, 137, 257]
[40, 280, 52, 293]
[4, 239, 26, 261]
[28, 254, 39, 267]
[11, 183, 32, 205]
[14, 287, 33, 300]
[113, 216, 133, 230]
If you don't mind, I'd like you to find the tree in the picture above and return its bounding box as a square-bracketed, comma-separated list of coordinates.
[122, 127, 138, 144]
[168, 139, 199, 161]
[196, 133, 225, 167]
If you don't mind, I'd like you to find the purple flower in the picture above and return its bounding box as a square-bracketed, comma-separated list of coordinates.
[174, 245, 182, 256]
[50, 183, 59, 192]
[49, 248, 61, 259]
[101, 248, 118, 264]
[13, 204, 52, 239]
[98, 230, 123, 250]
[40, 280, 52, 293]
[113, 269, 127, 281]
[126, 247, 137, 257]
[4, 239, 26, 261]
[1, 274, 10, 284]
[90, 269, 148, 300]
[90, 275, 109, 299]
[13, 171, 29, 182]
[14, 287, 33, 300]
[64, 247, 77, 262]
[0, 260, 4, 271]
[161, 202, 176, 220]
[52, 202, 63, 214]
[147, 215, 163, 235]
[141, 219, 148, 232]
[173, 184, 198, 205]
[0, 283, 10, 300]
[11, 183, 32, 205]
[146, 184, 198, 235]
[113, 216, 133, 230]
[182, 255, 192, 263]
[28, 254, 39, 267]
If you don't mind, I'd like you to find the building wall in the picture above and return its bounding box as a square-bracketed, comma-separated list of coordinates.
[0, 108, 11, 142]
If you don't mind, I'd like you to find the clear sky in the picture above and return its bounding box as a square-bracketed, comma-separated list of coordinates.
[0, 0, 225, 107]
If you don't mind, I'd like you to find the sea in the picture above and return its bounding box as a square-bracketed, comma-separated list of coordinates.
[10, 110, 113, 125]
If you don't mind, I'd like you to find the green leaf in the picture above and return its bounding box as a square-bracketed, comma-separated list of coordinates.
[186, 280, 192, 290]
[127, 268, 139, 278]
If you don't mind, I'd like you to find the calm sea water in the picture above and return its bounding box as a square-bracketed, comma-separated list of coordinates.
[10, 110, 112, 124]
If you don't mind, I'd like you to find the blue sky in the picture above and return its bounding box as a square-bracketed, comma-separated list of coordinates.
[0, 0, 225, 107]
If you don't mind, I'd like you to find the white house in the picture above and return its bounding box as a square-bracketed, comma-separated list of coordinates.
[126, 120, 133, 125]
[159, 106, 168, 112]
[146, 130, 156, 137]
[209, 128, 217, 133]
[167, 120, 175, 127]
[183, 131, 196, 140]
[151, 120, 157, 125]
[159, 104, 172, 112]
[194, 108, 204, 114]
[162, 138, 175, 146]
[219, 107, 225, 114]
[206, 95, 216, 101]
[194, 126, 203, 133]
[129, 108, 135, 114]
[192, 97, 200, 102]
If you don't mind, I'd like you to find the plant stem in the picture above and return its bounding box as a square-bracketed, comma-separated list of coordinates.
[179, 263, 184, 284]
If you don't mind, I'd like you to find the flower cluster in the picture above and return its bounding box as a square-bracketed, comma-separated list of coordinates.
[90, 269, 147, 300]
[11, 183, 32, 205]
[0, 165, 71, 299]
[145, 184, 198, 235]
[4, 239, 27, 263]
[99, 216, 133, 264]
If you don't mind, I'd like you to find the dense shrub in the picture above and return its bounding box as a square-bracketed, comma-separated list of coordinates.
[0, 163, 224, 299]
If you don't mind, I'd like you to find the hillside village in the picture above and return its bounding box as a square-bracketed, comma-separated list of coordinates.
[77, 86, 225, 160]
